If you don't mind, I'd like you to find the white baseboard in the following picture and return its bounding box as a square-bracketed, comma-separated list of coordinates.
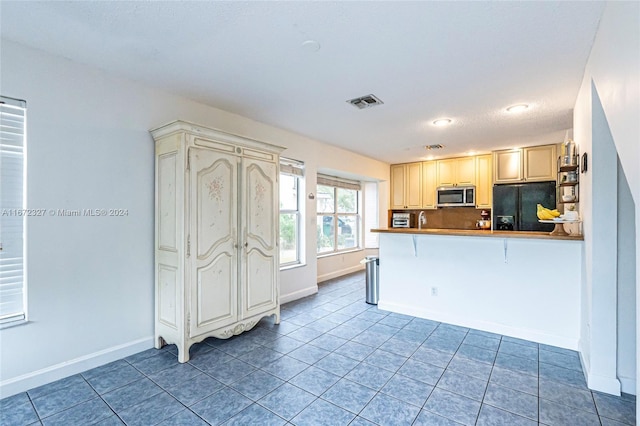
[317, 264, 364, 284]
[280, 285, 318, 304]
[378, 300, 579, 350]
[578, 341, 628, 396]
[586, 371, 622, 396]
[0, 336, 154, 399]
[619, 375, 636, 395]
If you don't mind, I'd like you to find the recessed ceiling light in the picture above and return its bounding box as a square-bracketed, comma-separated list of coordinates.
[506, 104, 529, 113]
[432, 119, 452, 126]
[301, 40, 321, 52]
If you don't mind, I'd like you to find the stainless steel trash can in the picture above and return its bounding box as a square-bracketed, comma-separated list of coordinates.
[364, 256, 379, 305]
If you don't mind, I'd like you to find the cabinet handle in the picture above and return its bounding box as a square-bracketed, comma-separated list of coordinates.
[244, 242, 248, 248]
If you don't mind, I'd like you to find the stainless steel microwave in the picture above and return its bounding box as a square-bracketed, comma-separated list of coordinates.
[436, 186, 476, 207]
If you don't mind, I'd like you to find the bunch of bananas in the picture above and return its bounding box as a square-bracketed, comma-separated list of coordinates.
[537, 204, 561, 220]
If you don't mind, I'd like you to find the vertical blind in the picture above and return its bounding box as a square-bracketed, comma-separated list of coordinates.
[0, 97, 27, 324]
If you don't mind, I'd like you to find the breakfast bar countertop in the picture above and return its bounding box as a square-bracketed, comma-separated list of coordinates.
[370, 227, 583, 241]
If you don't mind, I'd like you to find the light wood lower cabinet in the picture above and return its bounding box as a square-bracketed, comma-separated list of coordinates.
[152, 121, 284, 362]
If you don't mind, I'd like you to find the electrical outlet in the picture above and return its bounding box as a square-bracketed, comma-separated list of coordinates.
[431, 287, 438, 296]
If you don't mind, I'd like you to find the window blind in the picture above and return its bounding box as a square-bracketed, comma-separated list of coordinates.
[280, 157, 304, 177]
[317, 174, 361, 191]
[0, 96, 26, 325]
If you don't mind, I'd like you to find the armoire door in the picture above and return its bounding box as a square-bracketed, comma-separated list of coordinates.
[241, 157, 278, 318]
[189, 148, 239, 337]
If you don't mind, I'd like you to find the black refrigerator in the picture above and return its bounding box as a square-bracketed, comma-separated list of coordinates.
[492, 181, 556, 232]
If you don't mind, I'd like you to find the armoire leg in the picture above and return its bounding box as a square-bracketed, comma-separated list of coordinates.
[155, 336, 165, 350]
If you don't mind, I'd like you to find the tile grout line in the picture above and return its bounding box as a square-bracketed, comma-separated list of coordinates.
[469, 329, 493, 426]
[6, 272, 635, 426]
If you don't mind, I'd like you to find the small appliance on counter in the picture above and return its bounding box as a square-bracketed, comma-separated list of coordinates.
[476, 209, 491, 230]
[391, 212, 413, 228]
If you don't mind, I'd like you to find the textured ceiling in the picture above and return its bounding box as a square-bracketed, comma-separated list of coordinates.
[0, 1, 605, 164]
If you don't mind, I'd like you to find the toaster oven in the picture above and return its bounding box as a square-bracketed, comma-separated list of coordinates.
[391, 212, 412, 228]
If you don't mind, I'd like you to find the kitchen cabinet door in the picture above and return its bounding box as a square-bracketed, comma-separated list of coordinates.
[456, 157, 476, 186]
[494, 145, 556, 184]
[475, 154, 492, 208]
[390, 163, 422, 209]
[493, 150, 523, 183]
[524, 145, 556, 182]
[437, 157, 475, 187]
[390, 164, 407, 209]
[436, 159, 456, 187]
[405, 162, 422, 209]
[421, 160, 437, 209]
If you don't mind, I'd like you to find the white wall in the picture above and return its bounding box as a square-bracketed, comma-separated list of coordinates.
[618, 160, 636, 394]
[378, 233, 583, 349]
[0, 40, 389, 397]
[573, 0, 640, 397]
[583, 84, 621, 394]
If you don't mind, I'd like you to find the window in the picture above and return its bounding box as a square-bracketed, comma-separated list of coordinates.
[0, 96, 27, 327]
[317, 174, 361, 255]
[279, 158, 304, 267]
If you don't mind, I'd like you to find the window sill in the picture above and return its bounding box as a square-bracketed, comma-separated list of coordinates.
[280, 263, 306, 272]
[317, 248, 364, 259]
[0, 318, 29, 330]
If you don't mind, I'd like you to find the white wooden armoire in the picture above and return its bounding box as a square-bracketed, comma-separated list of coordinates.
[151, 121, 284, 362]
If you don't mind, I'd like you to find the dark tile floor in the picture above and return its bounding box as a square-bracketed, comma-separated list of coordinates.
[1, 272, 636, 425]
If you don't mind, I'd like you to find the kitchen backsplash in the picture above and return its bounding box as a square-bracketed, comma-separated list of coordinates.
[390, 207, 487, 230]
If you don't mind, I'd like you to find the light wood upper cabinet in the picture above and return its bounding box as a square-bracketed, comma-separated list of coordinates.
[436, 159, 455, 187]
[421, 160, 437, 209]
[390, 164, 406, 209]
[390, 163, 422, 209]
[475, 154, 492, 208]
[493, 150, 523, 183]
[406, 162, 422, 208]
[436, 157, 476, 187]
[524, 145, 556, 181]
[456, 157, 476, 186]
[493, 144, 556, 183]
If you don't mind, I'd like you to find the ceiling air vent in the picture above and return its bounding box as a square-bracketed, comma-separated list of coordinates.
[425, 144, 444, 150]
[347, 94, 384, 110]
